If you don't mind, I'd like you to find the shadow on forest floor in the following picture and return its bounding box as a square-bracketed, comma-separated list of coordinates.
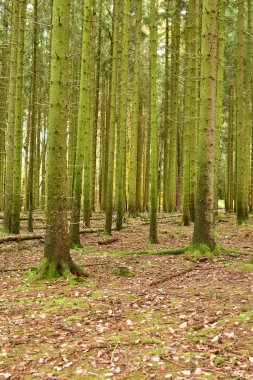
[1, 212, 253, 379]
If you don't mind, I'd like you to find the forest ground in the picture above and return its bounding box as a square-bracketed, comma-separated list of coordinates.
[1, 212, 253, 379]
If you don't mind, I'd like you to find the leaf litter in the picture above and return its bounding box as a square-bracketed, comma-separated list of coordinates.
[1, 213, 253, 379]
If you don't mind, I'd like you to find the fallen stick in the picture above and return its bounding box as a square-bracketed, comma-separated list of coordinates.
[149, 266, 197, 286]
[97, 237, 119, 245]
[0, 228, 104, 245]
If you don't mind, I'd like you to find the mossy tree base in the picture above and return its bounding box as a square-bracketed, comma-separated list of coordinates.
[33, 258, 89, 282]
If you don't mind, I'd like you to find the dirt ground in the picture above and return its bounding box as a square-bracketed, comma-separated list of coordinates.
[1, 213, 253, 379]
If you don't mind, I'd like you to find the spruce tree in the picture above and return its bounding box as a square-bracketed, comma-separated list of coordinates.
[128, 0, 142, 215]
[3, 0, 19, 232]
[116, 0, 130, 230]
[37, 0, 82, 279]
[149, 0, 158, 244]
[236, 0, 247, 224]
[105, 0, 120, 235]
[192, 0, 218, 250]
[70, 0, 92, 246]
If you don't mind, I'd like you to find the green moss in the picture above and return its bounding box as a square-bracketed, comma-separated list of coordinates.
[141, 263, 156, 268]
[28, 266, 39, 273]
[129, 293, 139, 299]
[229, 313, 253, 323]
[224, 248, 251, 255]
[212, 230, 219, 238]
[185, 243, 214, 261]
[214, 357, 225, 366]
[70, 242, 83, 250]
[111, 266, 134, 277]
[107, 246, 187, 257]
[87, 290, 105, 298]
[140, 336, 163, 345]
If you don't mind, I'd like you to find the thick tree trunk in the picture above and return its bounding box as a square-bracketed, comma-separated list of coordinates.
[192, 0, 218, 250]
[39, 0, 81, 279]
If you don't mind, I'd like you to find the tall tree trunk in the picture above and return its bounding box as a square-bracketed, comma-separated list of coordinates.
[214, 0, 227, 212]
[128, 0, 142, 215]
[225, 85, 234, 212]
[69, 0, 92, 246]
[0, 2, 9, 211]
[149, 0, 158, 244]
[167, 0, 181, 212]
[163, 1, 170, 213]
[192, 0, 218, 250]
[246, 0, 252, 212]
[105, 0, 120, 235]
[116, 0, 130, 230]
[3, 0, 19, 232]
[12, 0, 27, 234]
[236, 0, 247, 224]
[39, 0, 82, 279]
[27, 0, 39, 232]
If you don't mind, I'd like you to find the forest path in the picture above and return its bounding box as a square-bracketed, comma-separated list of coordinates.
[1, 213, 253, 379]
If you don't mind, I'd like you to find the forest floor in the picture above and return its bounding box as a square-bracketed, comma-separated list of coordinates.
[1, 212, 253, 379]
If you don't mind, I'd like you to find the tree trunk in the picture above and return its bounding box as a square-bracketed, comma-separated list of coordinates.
[3, 0, 19, 232]
[149, 0, 158, 244]
[128, 0, 142, 215]
[69, 0, 92, 246]
[116, 0, 130, 230]
[12, 0, 27, 234]
[39, 0, 81, 279]
[105, 0, 120, 235]
[192, 0, 218, 250]
[236, 0, 247, 224]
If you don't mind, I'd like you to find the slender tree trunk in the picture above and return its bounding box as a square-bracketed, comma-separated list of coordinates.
[246, 0, 252, 212]
[226, 86, 234, 212]
[136, 93, 143, 211]
[12, 0, 27, 234]
[182, 1, 192, 225]
[116, 0, 130, 230]
[27, 0, 38, 232]
[189, 0, 199, 222]
[167, 0, 181, 212]
[70, 0, 92, 246]
[0, 2, 9, 211]
[128, 0, 142, 215]
[3, 0, 19, 232]
[105, 0, 120, 235]
[163, 2, 170, 213]
[149, 0, 158, 244]
[214, 0, 227, 213]
[236, 0, 247, 224]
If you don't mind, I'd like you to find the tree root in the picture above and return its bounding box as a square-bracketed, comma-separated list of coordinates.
[33, 259, 89, 282]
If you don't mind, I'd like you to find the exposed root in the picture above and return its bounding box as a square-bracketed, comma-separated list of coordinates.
[33, 259, 89, 282]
